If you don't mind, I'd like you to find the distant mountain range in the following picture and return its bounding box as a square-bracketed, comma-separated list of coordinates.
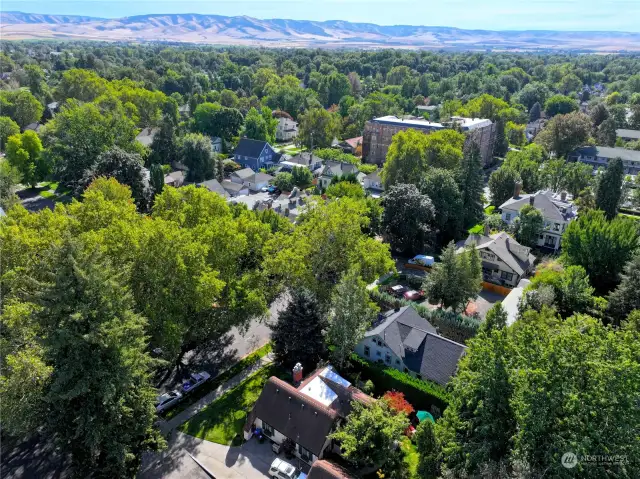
[2, 11, 640, 52]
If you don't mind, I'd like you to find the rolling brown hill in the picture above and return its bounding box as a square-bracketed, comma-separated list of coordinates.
[2, 11, 640, 51]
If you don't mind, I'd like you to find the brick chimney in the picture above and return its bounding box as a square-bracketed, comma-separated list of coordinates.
[513, 181, 522, 199]
[292, 363, 303, 385]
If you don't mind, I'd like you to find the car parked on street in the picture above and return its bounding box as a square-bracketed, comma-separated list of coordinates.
[155, 390, 183, 413]
[181, 371, 211, 394]
[269, 458, 301, 479]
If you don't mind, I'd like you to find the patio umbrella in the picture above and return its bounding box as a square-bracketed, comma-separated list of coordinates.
[417, 410, 435, 423]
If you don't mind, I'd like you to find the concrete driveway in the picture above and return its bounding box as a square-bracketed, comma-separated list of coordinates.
[139, 432, 308, 479]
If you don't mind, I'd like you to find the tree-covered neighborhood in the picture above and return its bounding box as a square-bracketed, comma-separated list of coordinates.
[1, 39, 640, 479]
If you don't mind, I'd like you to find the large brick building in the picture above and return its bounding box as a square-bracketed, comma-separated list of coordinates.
[362, 115, 496, 167]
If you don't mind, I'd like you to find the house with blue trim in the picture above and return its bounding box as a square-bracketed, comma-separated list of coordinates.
[233, 138, 280, 171]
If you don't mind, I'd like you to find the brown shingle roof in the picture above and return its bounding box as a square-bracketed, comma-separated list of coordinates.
[307, 460, 354, 479]
[246, 377, 338, 456]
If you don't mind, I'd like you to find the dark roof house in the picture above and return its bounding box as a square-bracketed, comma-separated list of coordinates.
[359, 306, 466, 386]
[233, 138, 280, 171]
[197, 179, 229, 198]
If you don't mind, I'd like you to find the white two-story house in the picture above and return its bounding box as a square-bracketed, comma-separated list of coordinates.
[499, 189, 578, 251]
[318, 161, 363, 189]
[275, 115, 299, 142]
[457, 228, 536, 288]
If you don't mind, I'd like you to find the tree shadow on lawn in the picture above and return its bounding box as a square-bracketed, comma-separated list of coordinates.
[180, 367, 274, 447]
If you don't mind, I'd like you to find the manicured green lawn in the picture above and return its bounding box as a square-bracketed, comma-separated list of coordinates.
[179, 364, 277, 446]
[39, 190, 56, 199]
[163, 343, 272, 420]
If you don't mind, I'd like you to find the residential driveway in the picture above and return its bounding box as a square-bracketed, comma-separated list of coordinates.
[139, 432, 309, 479]
[473, 289, 506, 320]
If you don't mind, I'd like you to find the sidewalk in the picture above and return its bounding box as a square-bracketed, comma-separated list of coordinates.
[159, 354, 273, 435]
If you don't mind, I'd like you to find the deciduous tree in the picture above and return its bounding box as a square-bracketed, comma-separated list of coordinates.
[382, 183, 435, 254]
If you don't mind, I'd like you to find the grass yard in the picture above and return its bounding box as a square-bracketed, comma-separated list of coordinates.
[163, 342, 272, 420]
[39, 190, 56, 199]
[179, 364, 277, 446]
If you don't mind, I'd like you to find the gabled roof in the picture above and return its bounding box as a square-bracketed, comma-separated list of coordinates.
[232, 167, 255, 180]
[343, 136, 362, 148]
[321, 160, 359, 178]
[222, 180, 245, 193]
[364, 170, 382, 183]
[499, 190, 574, 223]
[459, 232, 535, 276]
[286, 152, 323, 168]
[251, 172, 273, 184]
[234, 138, 269, 159]
[197, 179, 229, 197]
[247, 377, 338, 457]
[365, 306, 465, 386]
[164, 170, 184, 184]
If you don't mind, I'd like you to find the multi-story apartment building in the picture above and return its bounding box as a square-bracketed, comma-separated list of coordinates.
[362, 115, 496, 166]
[570, 146, 640, 175]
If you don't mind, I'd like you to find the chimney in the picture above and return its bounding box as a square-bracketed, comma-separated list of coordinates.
[513, 181, 522, 199]
[484, 223, 491, 237]
[529, 195, 535, 206]
[560, 191, 567, 201]
[292, 363, 303, 385]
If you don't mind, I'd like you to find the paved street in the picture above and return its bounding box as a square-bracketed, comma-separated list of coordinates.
[156, 296, 286, 393]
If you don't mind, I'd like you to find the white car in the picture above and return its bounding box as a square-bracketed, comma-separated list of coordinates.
[269, 458, 299, 479]
[181, 371, 211, 394]
[155, 389, 183, 413]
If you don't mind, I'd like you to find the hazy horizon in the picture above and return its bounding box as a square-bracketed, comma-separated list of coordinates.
[3, 0, 640, 33]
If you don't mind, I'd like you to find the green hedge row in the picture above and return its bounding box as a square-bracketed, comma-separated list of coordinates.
[347, 354, 449, 414]
[369, 289, 480, 344]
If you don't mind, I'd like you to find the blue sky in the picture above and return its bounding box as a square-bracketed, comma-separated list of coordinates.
[4, 0, 640, 32]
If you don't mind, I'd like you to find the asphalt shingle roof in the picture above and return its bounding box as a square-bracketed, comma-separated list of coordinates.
[574, 145, 640, 163]
[499, 191, 572, 222]
[460, 232, 535, 276]
[234, 138, 269, 159]
[197, 179, 228, 197]
[247, 377, 338, 457]
[617, 129, 640, 140]
[365, 306, 465, 385]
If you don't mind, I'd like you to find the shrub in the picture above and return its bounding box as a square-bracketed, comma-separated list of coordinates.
[347, 354, 449, 415]
[383, 391, 415, 416]
[363, 379, 375, 394]
[369, 290, 480, 344]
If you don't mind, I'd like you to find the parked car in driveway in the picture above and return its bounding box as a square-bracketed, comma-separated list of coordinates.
[403, 290, 425, 301]
[269, 458, 301, 479]
[181, 371, 211, 394]
[156, 390, 183, 413]
[390, 285, 408, 297]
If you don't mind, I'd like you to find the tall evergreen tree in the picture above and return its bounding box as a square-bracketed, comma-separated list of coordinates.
[608, 253, 640, 324]
[150, 163, 164, 195]
[271, 289, 327, 371]
[595, 157, 624, 220]
[415, 420, 441, 479]
[327, 269, 379, 368]
[458, 141, 484, 229]
[2, 240, 164, 477]
[493, 118, 509, 158]
[529, 102, 542, 123]
[150, 115, 177, 165]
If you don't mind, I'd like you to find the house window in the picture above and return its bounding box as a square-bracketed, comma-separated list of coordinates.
[403, 367, 409, 373]
[501, 271, 514, 282]
[396, 359, 400, 365]
[385, 353, 391, 364]
[376, 350, 382, 357]
[364, 346, 370, 357]
[298, 444, 313, 462]
[416, 374, 422, 380]
[263, 422, 274, 437]
[553, 223, 560, 232]
[505, 213, 511, 221]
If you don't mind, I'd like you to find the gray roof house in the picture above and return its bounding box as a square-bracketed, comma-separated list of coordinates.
[457, 230, 536, 288]
[164, 171, 185, 188]
[279, 152, 324, 174]
[354, 306, 466, 386]
[197, 179, 229, 198]
[570, 145, 640, 175]
[222, 180, 248, 197]
[616, 129, 640, 142]
[230, 167, 256, 184]
[362, 170, 383, 195]
[499, 189, 577, 251]
[318, 161, 363, 189]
